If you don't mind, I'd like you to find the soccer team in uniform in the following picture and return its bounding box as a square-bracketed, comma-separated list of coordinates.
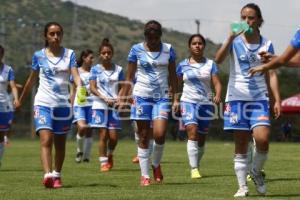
[1, 2, 300, 197]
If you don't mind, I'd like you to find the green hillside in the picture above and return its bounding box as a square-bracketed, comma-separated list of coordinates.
[0, 0, 219, 77]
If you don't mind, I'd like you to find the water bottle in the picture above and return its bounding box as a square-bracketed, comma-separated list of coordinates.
[231, 21, 253, 35]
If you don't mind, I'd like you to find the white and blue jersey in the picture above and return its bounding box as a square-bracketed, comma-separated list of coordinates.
[177, 58, 218, 133]
[224, 35, 273, 131]
[89, 64, 124, 110]
[128, 42, 176, 98]
[0, 64, 14, 112]
[32, 48, 76, 134]
[32, 48, 77, 107]
[291, 27, 300, 49]
[176, 58, 218, 104]
[0, 64, 15, 131]
[226, 35, 274, 102]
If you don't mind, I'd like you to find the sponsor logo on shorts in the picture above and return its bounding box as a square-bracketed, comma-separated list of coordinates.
[159, 111, 168, 117]
[257, 115, 269, 121]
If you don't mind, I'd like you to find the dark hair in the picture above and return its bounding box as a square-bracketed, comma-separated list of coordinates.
[144, 20, 162, 37]
[44, 22, 64, 47]
[77, 49, 94, 67]
[99, 38, 114, 54]
[188, 34, 206, 47]
[0, 44, 4, 55]
[241, 3, 264, 27]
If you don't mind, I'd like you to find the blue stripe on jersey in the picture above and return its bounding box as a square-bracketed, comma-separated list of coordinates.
[7, 66, 14, 81]
[233, 39, 251, 76]
[33, 50, 61, 94]
[180, 60, 207, 96]
[291, 28, 300, 49]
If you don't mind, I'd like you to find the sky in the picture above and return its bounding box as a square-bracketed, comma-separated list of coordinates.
[66, 0, 300, 54]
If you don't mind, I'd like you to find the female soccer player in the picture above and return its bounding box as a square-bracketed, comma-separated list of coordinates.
[177, 34, 221, 179]
[0, 45, 20, 167]
[89, 38, 124, 172]
[72, 49, 94, 163]
[120, 20, 179, 186]
[215, 3, 281, 197]
[19, 22, 82, 188]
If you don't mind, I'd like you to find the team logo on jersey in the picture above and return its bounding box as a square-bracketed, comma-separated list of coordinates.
[247, 53, 258, 64]
[151, 60, 158, 66]
[229, 113, 238, 124]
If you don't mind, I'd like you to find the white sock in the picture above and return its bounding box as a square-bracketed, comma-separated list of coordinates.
[152, 142, 164, 168]
[187, 140, 198, 169]
[149, 139, 154, 157]
[134, 132, 139, 144]
[138, 147, 150, 178]
[99, 156, 108, 166]
[4, 136, 8, 144]
[234, 154, 248, 189]
[198, 145, 205, 167]
[76, 134, 84, 153]
[52, 170, 61, 178]
[252, 147, 268, 172]
[44, 172, 52, 178]
[83, 137, 93, 160]
[0, 142, 4, 162]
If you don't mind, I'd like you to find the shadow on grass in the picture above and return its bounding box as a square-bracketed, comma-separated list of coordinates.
[201, 174, 235, 179]
[265, 194, 300, 198]
[266, 177, 300, 183]
[112, 168, 140, 172]
[0, 168, 42, 172]
[163, 182, 206, 186]
[63, 183, 118, 188]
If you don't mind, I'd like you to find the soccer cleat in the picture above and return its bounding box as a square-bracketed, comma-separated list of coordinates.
[191, 168, 202, 179]
[132, 155, 139, 164]
[246, 174, 252, 182]
[140, 176, 151, 186]
[83, 158, 90, 163]
[152, 164, 163, 183]
[75, 152, 83, 163]
[53, 177, 63, 189]
[100, 163, 111, 172]
[107, 154, 113, 169]
[42, 176, 54, 188]
[250, 169, 266, 195]
[234, 186, 249, 197]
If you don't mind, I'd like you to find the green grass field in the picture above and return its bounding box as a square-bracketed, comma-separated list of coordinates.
[0, 140, 299, 200]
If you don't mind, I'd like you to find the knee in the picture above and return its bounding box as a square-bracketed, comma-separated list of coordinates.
[186, 126, 198, 141]
[40, 138, 52, 148]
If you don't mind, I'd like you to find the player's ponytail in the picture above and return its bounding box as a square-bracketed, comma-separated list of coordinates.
[99, 38, 114, 54]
